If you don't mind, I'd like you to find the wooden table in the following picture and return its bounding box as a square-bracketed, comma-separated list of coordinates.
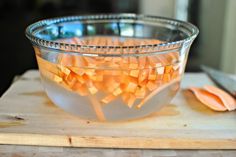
[0, 70, 235, 156]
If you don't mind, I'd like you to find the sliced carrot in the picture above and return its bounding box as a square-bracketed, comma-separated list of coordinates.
[39, 68, 55, 80]
[113, 87, 123, 96]
[122, 93, 136, 108]
[130, 70, 139, 77]
[125, 77, 138, 93]
[87, 81, 98, 95]
[148, 69, 156, 80]
[83, 57, 97, 67]
[39, 36, 183, 116]
[59, 81, 72, 91]
[71, 82, 82, 91]
[95, 72, 104, 82]
[165, 65, 173, 74]
[157, 55, 169, 66]
[189, 87, 227, 111]
[101, 94, 117, 104]
[171, 70, 179, 79]
[75, 75, 85, 84]
[173, 64, 180, 71]
[65, 73, 77, 88]
[147, 56, 157, 67]
[36, 55, 58, 75]
[163, 73, 171, 83]
[135, 86, 146, 98]
[127, 94, 136, 108]
[156, 74, 163, 81]
[53, 75, 63, 83]
[105, 77, 120, 92]
[69, 67, 84, 76]
[58, 65, 71, 76]
[156, 66, 165, 75]
[203, 85, 236, 111]
[146, 81, 158, 91]
[75, 84, 88, 96]
[139, 79, 148, 87]
[129, 57, 138, 69]
[166, 52, 179, 64]
[126, 82, 137, 93]
[58, 54, 73, 66]
[138, 56, 146, 69]
[122, 92, 130, 103]
[72, 56, 87, 67]
[88, 95, 106, 121]
[137, 77, 181, 109]
[84, 69, 95, 76]
[138, 69, 149, 83]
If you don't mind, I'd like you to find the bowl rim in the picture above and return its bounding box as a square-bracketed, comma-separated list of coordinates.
[25, 13, 199, 57]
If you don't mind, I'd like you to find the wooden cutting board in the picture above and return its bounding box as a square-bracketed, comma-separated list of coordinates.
[0, 70, 235, 149]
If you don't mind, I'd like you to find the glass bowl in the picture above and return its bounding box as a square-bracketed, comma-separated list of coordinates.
[26, 14, 198, 121]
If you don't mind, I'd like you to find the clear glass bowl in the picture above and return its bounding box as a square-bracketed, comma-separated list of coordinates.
[26, 14, 198, 121]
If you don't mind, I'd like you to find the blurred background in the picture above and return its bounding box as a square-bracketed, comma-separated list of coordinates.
[0, 0, 236, 95]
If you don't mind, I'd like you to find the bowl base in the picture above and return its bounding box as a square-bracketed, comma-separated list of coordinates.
[41, 75, 180, 121]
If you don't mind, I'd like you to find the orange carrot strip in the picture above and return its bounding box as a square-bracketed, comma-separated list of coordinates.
[203, 85, 236, 111]
[101, 94, 117, 104]
[147, 56, 157, 67]
[36, 55, 58, 75]
[135, 86, 146, 99]
[65, 73, 77, 88]
[72, 56, 87, 67]
[171, 70, 179, 79]
[130, 70, 139, 77]
[87, 81, 98, 95]
[125, 78, 138, 93]
[39, 68, 55, 80]
[69, 67, 84, 76]
[165, 65, 173, 74]
[53, 75, 63, 83]
[113, 87, 123, 96]
[146, 81, 158, 91]
[105, 77, 120, 92]
[139, 79, 148, 87]
[58, 54, 73, 66]
[138, 69, 149, 83]
[157, 66, 165, 75]
[84, 69, 95, 76]
[127, 94, 136, 108]
[129, 57, 138, 69]
[189, 87, 227, 111]
[76, 84, 88, 96]
[75, 75, 85, 84]
[167, 52, 179, 63]
[173, 63, 180, 71]
[157, 55, 169, 66]
[148, 69, 156, 80]
[122, 93, 136, 108]
[156, 74, 163, 81]
[88, 95, 106, 121]
[71, 82, 82, 91]
[137, 77, 181, 109]
[58, 65, 71, 76]
[83, 57, 97, 67]
[139, 56, 146, 69]
[163, 73, 171, 83]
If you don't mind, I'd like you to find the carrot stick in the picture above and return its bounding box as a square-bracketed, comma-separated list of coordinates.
[136, 76, 181, 109]
[101, 94, 117, 104]
[88, 94, 106, 121]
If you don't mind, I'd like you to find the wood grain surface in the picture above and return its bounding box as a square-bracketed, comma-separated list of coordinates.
[0, 70, 235, 149]
[0, 145, 236, 157]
